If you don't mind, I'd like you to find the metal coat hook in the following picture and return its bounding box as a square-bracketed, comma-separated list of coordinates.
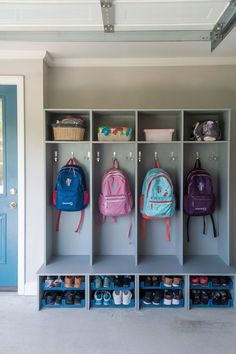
[168, 152, 176, 161]
[85, 151, 91, 161]
[71, 152, 74, 159]
[209, 152, 218, 161]
[154, 151, 158, 161]
[53, 151, 58, 163]
[138, 151, 142, 163]
[127, 151, 134, 161]
[96, 151, 100, 163]
[112, 151, 117, 160]
[196, 151, 200, 160]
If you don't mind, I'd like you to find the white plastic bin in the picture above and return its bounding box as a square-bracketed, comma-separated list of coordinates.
[144, 129, 175, 141]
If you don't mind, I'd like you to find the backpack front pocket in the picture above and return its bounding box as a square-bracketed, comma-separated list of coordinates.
[99, 195, 131, 216]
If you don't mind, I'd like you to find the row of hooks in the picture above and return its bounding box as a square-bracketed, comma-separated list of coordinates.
[53, 151, 218, 163]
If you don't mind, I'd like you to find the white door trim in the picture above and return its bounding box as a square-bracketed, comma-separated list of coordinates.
[0, 76, 25, 294]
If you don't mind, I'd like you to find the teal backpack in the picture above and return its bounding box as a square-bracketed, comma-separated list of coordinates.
[139, 160, 175, 241]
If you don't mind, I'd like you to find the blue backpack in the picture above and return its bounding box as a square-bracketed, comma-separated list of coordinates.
[140, 160, 175, 241]
[53, 158, 89, 232]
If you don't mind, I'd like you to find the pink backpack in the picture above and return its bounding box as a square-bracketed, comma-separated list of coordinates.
[98, 159, 133, 222]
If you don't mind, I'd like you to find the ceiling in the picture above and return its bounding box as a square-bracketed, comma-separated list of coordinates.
[0, 0, 235, 62]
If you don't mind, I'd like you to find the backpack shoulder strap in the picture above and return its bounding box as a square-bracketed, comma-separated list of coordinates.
[56, 209, 85, 233]
[210, 214, 217, 238]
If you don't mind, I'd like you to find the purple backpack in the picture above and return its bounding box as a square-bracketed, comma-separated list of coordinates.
[98, 159, 133, 221]
[184, 158, 217, 241]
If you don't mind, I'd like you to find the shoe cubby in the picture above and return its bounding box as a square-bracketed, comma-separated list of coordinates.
[189, 275, 234, 309]
[183, 110, 230, 142]
[138, 110, 182, 141]
[45, 109, 91, 142]
[139, 275, 185, 308]
[89, 275, 135, 308]
[39, 275, 86, 309]
[38, 108, 235, 311]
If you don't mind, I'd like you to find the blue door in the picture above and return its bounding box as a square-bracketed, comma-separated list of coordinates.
[0, 85, 18, 288]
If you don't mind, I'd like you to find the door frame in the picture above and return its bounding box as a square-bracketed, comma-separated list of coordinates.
[0, 76, 25, 294]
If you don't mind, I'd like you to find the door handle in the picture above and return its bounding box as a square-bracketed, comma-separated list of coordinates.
[9, 202, 17, 209]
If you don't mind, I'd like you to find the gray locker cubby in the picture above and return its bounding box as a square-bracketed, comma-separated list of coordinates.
[38, 108, 236, 310]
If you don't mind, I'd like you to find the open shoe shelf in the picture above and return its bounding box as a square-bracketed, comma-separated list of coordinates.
[38, 108, 236, 311]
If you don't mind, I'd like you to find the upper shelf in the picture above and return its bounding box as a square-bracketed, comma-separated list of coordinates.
[44, 109, 230, 144]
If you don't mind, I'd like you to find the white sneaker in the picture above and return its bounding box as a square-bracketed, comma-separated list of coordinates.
[113, 290, 122, 305]
[122, 290, 132, 305]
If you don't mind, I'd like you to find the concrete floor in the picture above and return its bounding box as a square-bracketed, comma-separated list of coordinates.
[0, 294, 236, 354]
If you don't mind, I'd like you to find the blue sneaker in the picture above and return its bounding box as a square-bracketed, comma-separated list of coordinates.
[103, 291, 111, 306]
[94, 276, 102, 289]
[103, 276, 111, 288]
[94, 291, 103, 306]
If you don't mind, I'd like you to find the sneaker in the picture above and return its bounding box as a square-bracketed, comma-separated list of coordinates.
[123, 276, 132, 288]
[200, 291, 210, 305]
[45, 276, 54, 288]
[113, 290, 122, 305]
[65, 276, 74, 288]
[103, 291, 111, 306]
[212, 291, 221, 305]
[122, 290, 132, 305]
[94, 276, 102, 289]
[191, 290, 201, 305]
[220, 291, 229, 305]
[53, 276, 62, 288]
[152, 291, 162, 305]
[172, 290, 181, 305]
[142, 291, 152, 305]
[163, 276, 173, 288]
[152, 276, 160, 287]
[55, 293, 63, 305]
[211, 277, 220, 287]
[172, 277, 182, 288]
[163, 291, 172, 305]
[74, 276, 84, 288]
[65, 291, 75, 305]
[103, 276, 111, 288]
[114, 276, 123, 288]
[144, 276, 152, 287]
[220, 277, 230, 287]
[191, 277, 200, 287]
[94, 290, 103, 306]
[74, 292, 82, 305]
[199, 276, 208, 287]
[44, 291, 55, 305]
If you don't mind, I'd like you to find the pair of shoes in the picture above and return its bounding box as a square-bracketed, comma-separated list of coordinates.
[142, 290, 162, 305]
[94, 290, 112, 306]
[212, 290, 231, 305]
[65, 276, 84, 288]
[113, 290, 133, 305]
[164, 290, 182, 305]
[94, 276, 111, 289]
[45, 276, 63, 288]
[64, 291, 83, 305]
[211, 276, 230, 287]
[191, 290, 210, 305]
[143, 276, 160, 287]
[44, 291, 63, 305]
[114, 276, 133, 288]
[162, 276, 183, 288]
[191, 276, 208, 287]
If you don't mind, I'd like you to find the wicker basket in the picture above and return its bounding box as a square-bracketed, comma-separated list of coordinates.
[52, 125, 85, 141]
